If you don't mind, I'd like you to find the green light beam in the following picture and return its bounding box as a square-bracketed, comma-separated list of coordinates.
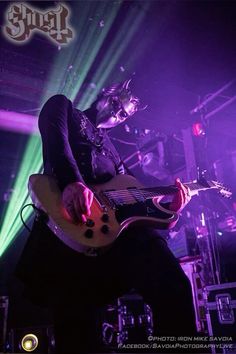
[0, 135, 42, 256]
[78, 2, 150, 110]
[45, 1, 94, 97]
[0, 1, 150, 256]
[0, 1, 121, 256]
[69, 1, 121, 101]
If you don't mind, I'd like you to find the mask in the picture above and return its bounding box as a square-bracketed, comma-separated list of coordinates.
[95, 79, 140, 129]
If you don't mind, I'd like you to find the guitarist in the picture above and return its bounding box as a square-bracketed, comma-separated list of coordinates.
[16, 80, 196, 353]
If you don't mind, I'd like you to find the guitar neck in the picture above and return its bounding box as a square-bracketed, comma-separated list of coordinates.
[140, 181, 212, 198]
[100, 175, 231, 207]
[102, 181, 213, 207]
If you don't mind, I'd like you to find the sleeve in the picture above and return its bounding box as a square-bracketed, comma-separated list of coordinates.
[38, 94, 84, 190]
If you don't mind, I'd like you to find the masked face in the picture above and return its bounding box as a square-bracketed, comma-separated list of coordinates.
[95, 94, 138, 129]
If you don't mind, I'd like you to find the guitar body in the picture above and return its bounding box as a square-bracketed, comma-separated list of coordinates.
[28, 174, 178, 255]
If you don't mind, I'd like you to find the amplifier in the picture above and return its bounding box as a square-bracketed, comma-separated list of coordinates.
[204, 282, 236, 353]
[180, 258, 207, 333]
[101, 293, 153, 350]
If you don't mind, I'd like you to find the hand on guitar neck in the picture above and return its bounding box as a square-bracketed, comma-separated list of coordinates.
[62, 182, 94, 223]
[169, 178, 191, 213]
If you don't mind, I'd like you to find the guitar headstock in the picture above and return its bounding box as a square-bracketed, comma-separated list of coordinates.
[186, 178, 232, 198]
[206, 180, 232, 198]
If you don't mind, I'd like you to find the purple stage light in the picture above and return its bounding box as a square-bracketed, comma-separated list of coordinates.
[0, 110, 38, 135]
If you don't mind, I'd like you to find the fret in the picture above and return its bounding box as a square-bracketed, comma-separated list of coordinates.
[129, 189, 145, 202]
[141, 186, 178, 196]
[103, 190, 141, 206]
[185, 182, 202, 190]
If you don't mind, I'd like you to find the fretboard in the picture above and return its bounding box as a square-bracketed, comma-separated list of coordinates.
[102, 181, 208, 206]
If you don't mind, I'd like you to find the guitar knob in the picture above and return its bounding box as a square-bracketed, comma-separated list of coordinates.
[101, 225, 109, 234]
[86, 219, 95, 227]
[101, 213, 109, 223]
[84, 229, 94, 238]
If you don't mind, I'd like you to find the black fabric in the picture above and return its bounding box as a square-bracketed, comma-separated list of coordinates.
[38, 95, 123, 190]
[16, 218, 196, 353]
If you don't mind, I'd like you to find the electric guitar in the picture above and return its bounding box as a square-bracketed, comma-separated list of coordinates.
[28, 174, 231, 256]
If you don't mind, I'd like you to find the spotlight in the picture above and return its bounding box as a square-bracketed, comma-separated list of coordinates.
[20, 334, 38, 352]
[192, 122, 205, 137]
[8, 326, 54, 353]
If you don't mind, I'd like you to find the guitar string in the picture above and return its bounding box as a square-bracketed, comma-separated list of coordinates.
[101, 182, 225, 206]
[103, 188, 177, 198]
[104, 188, 175, 198]
[102, 182, 208, 205]
[103, 183, 207, 199]
[102, 190, 173, 205]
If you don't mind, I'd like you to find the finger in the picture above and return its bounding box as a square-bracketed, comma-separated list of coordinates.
[175, 178, 185, 192]
[62, 194, 79, 222]
[179, 188, 185, 205]
[73, 197, 87, 223]
[174, 179, 184, 200]
[186, 190, 191, 203]
[176, 179, 189, 202]
[175, 178, 185, 189]
[177, 183, 185, 204]
[183, 186, 189, 204]
[175, 178, 180, 186]
[80, 190, 91, 216]
[67, 204, 79, 223]
[81, 214, 87, 223]
[88, 191, 94, 208]
[183, 185, 191, 202]
[86, 194, 93, 216]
